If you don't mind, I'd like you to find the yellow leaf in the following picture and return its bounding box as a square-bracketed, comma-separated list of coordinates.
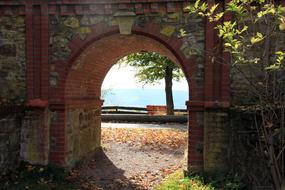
[279, 22, 285, 31]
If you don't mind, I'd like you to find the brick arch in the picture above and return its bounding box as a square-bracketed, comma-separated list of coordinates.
[65, 33, 193, 102]
[2, 0, 231, 173]
[48, 22, 207, 169]
[50, 22, 202, 104]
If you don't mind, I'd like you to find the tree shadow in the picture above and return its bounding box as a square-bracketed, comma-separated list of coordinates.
[79, 149, 147, 190]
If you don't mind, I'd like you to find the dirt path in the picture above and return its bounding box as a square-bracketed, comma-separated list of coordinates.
[78, 127, 187, 190]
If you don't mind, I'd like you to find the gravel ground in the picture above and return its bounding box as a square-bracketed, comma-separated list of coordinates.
[78, 127, 187, 190]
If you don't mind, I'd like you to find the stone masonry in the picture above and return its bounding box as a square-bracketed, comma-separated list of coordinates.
[204, 111, 230, 172]
[0, 16, 26, 103]
[65, 108, 101, 166]
[0, 116, 21, 172]
[0, 0, 232, 171]
[20, 109, 50, 165]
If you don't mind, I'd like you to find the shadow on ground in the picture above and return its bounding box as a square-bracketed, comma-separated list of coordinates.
[79, 149, 147, 190]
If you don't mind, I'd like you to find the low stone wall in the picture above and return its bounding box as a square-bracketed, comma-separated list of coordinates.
[102, 114, 187, 123]
[0, 116, 21, 172]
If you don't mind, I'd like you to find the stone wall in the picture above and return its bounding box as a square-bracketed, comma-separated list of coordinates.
[0, 108, 51, 170]
[204, 111, 230, 173]
[65, 108, 101, 166]
[20, 109, 50, 165]
[0, 16, 26, 103]
[48, 13, 204, 88]
[0, 116, 21, 172]
[202, 110, 274, 188]
[230, 21, 285, 105]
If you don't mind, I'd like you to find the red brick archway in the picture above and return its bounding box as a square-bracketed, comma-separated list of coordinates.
[64, 28, 194, 101]
[47, 22, 206, 168]
[11, 0, 231, 171]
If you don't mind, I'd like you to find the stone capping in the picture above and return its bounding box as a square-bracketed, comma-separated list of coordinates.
[186, 100, 230, 111]
[0, 0, 187, 5]
[0, 1, 188, 16]
[26, 99, 49, 108]
[114, 11, 136, 35]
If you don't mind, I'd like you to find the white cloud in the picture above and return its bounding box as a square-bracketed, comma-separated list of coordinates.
[102, 64, 188, 91]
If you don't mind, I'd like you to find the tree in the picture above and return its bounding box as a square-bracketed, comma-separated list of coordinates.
[188, 0, 285, 189]
[121, 52, 184, 115]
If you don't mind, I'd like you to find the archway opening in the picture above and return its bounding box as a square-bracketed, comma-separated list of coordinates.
[62, 33, 197, 181]
[99, 51, 189, 188]
[101, 51, 189, 114]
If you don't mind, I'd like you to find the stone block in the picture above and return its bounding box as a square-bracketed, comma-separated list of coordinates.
[9, 130, 20, 146]
[64, 17, 80, 29]
[0, 154, 8, 168]
[0, 43, 16, 57]
[0, 133, 9, 144]
[20, 109, 50, 166]
[160, 25, 176, 37]
[0, 118, 16, 133]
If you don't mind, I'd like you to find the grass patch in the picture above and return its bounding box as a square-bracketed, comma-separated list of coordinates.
[155, 170, 245, 190]
[155, 170, 214, 190]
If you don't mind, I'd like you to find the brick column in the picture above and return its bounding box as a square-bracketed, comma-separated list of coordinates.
[49, 103, 66, 166]
[24, 1, 51, 166]
[186, 101, 205, 171]
[25, 1, 49, 102]
[186, 100, 230, 172]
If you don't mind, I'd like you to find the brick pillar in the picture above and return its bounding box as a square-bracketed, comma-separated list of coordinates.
[63, 99, 103, 167]
[49, 104, 66, 166]
[186, 101, 230, 172]
[198, 0, 231, 173]
[186, 101, 205, 171]
[25, 1, 49, 101]
[48, 99, 103, 167]
[23, 0, 51, 166]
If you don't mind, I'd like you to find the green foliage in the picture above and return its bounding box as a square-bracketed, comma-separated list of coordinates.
[187, 0, 285, 70]
[121, 52, 184, 86]
[201, 172, 245, 190]
[188, 1, 285, 188]
[155, 170, 245, 190]
[266, 51, 285, 70]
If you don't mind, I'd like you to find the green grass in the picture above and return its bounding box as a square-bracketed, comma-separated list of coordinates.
[155, 170, 215, 190]
[155, 170, 245, 190]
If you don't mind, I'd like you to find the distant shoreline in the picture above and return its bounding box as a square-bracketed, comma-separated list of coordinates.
[102, 88, 188, 109]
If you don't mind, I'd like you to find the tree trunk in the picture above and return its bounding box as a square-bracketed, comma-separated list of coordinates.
[165, 65, 174, 115]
